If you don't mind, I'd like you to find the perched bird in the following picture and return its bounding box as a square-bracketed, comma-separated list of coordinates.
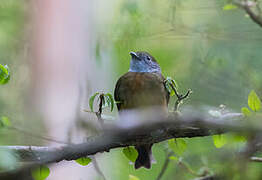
[114, 51, 169, 169]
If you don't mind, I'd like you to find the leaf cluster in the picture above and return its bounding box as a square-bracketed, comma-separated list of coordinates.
[89, 92, 115, 112]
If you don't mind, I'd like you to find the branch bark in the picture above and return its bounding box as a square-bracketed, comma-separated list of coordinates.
[250, 156, 262, 162]
[2, 113, 244, 162]
[0, 111, 254, 179]
[235, 0, 262, 27]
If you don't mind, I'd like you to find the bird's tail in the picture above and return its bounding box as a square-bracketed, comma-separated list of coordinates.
[134, 144, 152, 169]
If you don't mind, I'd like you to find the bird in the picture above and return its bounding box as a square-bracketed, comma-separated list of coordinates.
[114, 51, 170, 169]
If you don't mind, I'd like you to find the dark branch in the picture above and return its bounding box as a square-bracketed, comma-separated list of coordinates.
[166, 78, 192, 111]
[0, 111, 253, 179]
[96, 94, 105, 125]
[0, 112, 247, 163]
[235, 0, 262, 27]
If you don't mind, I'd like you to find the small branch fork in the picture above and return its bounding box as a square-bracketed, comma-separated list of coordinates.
[164, 78, 192, 112]
[234, 0, 262, 27]
[81, 2, 262, 179]
[173, 88, 192, 112]
[84, 93, 106, 125]
[156, 150, 210, 180]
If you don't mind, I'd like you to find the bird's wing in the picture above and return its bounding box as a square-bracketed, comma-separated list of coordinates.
[114, 72, 128, 110]
[114, 72, 170, 110]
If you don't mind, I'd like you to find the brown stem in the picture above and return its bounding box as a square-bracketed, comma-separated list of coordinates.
[174, 89, 192, 111]
[168, 80, 192, 111]
[96, 94, 104, 125]
[235, 0, 262, 27]
[156, 151, 173, 180]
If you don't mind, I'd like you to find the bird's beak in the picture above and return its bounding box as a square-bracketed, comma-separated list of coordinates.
[130, 52, 140, 60]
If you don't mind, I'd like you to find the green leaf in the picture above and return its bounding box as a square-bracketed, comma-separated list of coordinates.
[122, 147, 138, 163]
[75, 157, 92, 166]
[89, 92, 99, 112]
[232, 135, 246, 142]
[169, 156, 178, 161]
[0, 116, 11, 128]
[31, 165, 50, 180]
[223, 4, 237, 10]
[0, 64, 10, 85]
[213, 135, 227, 148]
[166, 77, 176, 86]
[165, 77, 178, 97]
[165, 82, 173, 96]
[171, 79, 178, 88]
[164, 80, 172, 93]
[105, 93, 114, 112]
[248, 90, 261, 112]
[168, 138, 187, 156]
[170, 90, 175, 96]
[129, 175, 140, 180]
[241, 107, 251, 116]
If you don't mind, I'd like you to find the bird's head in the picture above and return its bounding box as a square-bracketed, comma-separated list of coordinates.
[129, 51, 161, 73]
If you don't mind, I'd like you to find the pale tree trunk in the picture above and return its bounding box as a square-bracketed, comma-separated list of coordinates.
[29, 0, 112, 179]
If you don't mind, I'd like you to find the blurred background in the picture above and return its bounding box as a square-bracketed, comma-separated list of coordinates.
[0, 0, 262, 179]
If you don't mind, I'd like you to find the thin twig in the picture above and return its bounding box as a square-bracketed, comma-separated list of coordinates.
[234, 0, 262, 27]
[168, 80, 192, 111]
[8, 126, 70, 145]
[156, 151, 211, 179]
[96, 94, 104, 125]
[0, 112, 250, 179]
[156, 151, 173, 180]
[178, 160, 201, 177]
[174, 89, 192, 111]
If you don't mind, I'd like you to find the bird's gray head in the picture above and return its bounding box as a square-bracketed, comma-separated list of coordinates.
[129, 51, 161, 73]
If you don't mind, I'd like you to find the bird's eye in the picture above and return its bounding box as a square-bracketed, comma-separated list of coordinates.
[146, 56, 151, 61]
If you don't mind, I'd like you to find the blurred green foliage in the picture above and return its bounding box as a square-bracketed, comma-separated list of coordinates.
[109, 0, 262, 109]
[0, 66, 18, 171]
[100, 0, 262, 179]
[0, 0, 46, 147]
[248, 90, 261, 112]
[168, 138, 187, 156]
[31, 165, 50, 180]
[212, 134, 227, 148]
[122, 147, 138, 163]
[0, 64, 10, 84]
[0, 0, 262, 179]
